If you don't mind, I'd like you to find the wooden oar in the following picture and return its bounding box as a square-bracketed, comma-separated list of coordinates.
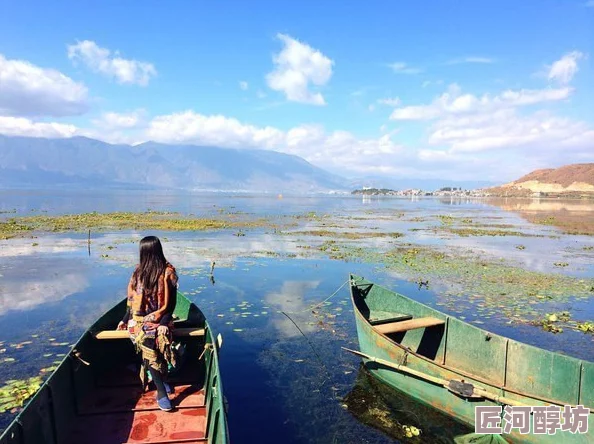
[342, 347, 528, 407]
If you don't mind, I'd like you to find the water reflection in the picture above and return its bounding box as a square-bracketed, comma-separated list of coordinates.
[343, 364, 471, 443]
[0, 237, 83, 257]
[0, 192, 593, 442]
[0, 257, 89, 315]
[486, 198, 594, 235]
[265, 280, 321, 337]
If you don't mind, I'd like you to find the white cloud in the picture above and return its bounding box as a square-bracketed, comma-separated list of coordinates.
[266, 34, 333, 105]
[91, 110, 145, 130]
[390, 84, 572, 120]
[239, 81, 249, 91]
[446, 57, 494, 65]
[2, 103, 591, 183]
[388, 62, 423, 74]
[67, 40, 157, 86]
[428, 109, 594, 154]
[377, 97, 401, 107]
[0, 53, 88, 117]
[146, 111, 285, 148]
[0, 116, 78, 138]
[547, 51, 584, 85]
[145, 110, 401, 173]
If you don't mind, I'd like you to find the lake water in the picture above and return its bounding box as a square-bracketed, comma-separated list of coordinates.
[1, 190, 593, 443]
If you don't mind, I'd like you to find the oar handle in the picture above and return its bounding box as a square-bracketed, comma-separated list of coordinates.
[342, 347, 529, 407]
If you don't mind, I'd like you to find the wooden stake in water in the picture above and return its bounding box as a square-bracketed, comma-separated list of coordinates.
[88, 229, 91, 256]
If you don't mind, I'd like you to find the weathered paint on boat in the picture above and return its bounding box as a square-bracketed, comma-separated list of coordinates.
[349, 274, 593, 443]
[0, 291, 229, 444]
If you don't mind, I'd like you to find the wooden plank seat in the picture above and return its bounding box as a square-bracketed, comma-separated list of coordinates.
[94, 328, 205, 340]
[373, 317, 445, 334]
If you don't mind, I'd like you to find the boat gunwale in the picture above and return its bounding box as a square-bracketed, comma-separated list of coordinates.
[0, 291, 230, 443]
[348, 274, 594, 412]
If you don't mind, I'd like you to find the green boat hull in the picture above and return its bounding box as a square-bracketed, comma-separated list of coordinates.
[349, 274, 593, 443]
[0, 291, 229, 444]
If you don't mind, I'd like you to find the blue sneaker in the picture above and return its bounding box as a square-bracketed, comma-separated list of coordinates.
[157, 395, 172, 412]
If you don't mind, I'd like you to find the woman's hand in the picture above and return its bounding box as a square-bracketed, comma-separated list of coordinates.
[117, 321, 126, 331]
[157, 325, 169, 336]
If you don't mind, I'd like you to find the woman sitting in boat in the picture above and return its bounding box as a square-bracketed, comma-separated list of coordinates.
[117, 235, 179, 412]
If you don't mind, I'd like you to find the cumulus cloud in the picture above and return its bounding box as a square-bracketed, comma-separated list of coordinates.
[0, 53, 89, 117]
[385, 69, 594, 179]
[67, 40, 157, 86]
[266, 34, 333, 105]
[145, 110, 401, 173]
[388, 62, 423, 74]
[547, 51, 584, 85]
[91, 110, 145, 130]
[390, 84, 572, 120]
[0, 116, 78, 138]
[428, 109, 594, 153]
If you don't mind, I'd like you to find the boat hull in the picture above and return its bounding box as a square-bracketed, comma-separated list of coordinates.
[350, 274, 593, 444]
[0, 292, 229, 444]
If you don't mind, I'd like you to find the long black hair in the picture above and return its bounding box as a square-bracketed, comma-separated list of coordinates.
[134, 236, 167, 292]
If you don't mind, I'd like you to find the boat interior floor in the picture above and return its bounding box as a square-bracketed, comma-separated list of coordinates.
[66, 360, 208, 444]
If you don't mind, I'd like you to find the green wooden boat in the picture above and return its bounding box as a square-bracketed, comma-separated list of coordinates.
[347, 274, 593, 443]
[0, 291, 229, 444]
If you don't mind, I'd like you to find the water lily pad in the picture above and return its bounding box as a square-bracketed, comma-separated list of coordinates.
[0, 376, 43, 413]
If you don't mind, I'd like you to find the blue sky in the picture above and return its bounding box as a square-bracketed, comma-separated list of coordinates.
[0, 0, 593, 181]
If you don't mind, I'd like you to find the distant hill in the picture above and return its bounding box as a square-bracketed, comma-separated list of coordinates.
[0, 135, 348, 193]
[485, 163, 594, 197]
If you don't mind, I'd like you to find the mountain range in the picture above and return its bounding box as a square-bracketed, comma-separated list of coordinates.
[0, 135, 498, 193]
[0, 135, 347, 193]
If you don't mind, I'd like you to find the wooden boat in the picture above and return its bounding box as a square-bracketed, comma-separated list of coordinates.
[346, 274, 593, 443]
[0, 292, 229, 444]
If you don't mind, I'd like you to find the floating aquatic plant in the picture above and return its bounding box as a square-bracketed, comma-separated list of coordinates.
[0, 376, 43, 413]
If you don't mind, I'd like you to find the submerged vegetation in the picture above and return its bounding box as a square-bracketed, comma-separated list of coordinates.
[0, 211, 273, 239]
[288, 230, 404, 240]
[309, 240, 594, 326]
